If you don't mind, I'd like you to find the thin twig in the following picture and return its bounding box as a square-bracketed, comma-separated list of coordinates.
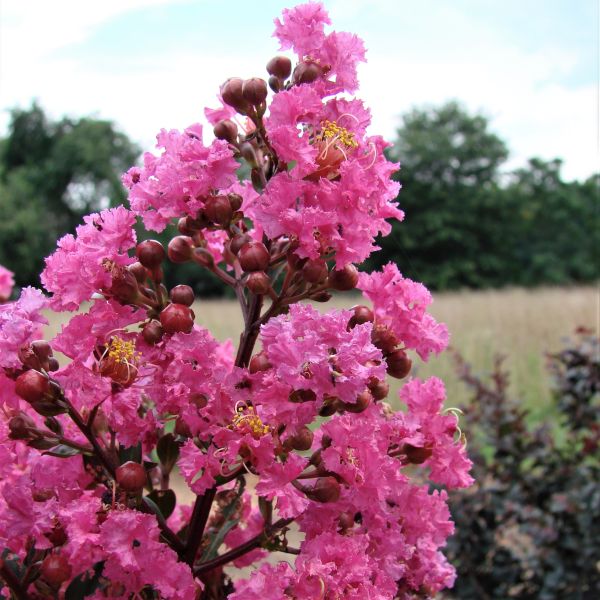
[184, 488, 217, 565]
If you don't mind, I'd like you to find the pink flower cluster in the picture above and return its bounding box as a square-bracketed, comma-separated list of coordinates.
[0, 3, 472, 599]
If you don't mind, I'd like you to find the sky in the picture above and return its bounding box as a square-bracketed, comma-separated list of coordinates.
[0, 0, 598, 181]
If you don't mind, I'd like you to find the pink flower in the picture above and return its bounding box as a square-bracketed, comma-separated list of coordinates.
[260, 304, 385, 407]
[123, 124, 238, 232]
[0, 287, 47, 369]
[358, 263, 449, 360]
[41, 206, 137, 311]
[229, 562, 295, 600]
[0, 265, 14, 301]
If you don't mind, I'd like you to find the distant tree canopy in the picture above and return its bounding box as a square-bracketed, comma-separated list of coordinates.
[1, 102, 597, 295]
[370, 101, 599, 289]
[0, 103, 140, 289]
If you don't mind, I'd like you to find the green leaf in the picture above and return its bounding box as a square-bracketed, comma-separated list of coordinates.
[147, 489, 176, 520]
[156, 434, 180, 474]
[65, 562, 105, 599]
[43, 444, 82, 458]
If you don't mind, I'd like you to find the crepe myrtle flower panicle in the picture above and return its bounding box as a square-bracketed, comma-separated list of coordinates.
[0, 3, 472, 599]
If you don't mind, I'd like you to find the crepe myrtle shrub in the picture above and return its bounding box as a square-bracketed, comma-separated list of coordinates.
[446, 331, 600, 600]
[0, 4, 472, 599]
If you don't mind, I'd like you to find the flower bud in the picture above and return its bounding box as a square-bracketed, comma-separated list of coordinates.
[19, 340, 53, 371]
[242, 78, 268, 105]
[371, 325, 399, 354]
[228, 193, 243, 212]
[343, 390, 372, 413]
[238, 241, 270, 272]
[249, 351, 271, 374]
[167, 237, 193, 265]
[338, 511, 355, 531]
[142, 320, 164, 345]
[175, 417, 192, 438]
[128, 261, 148, 284]
[302, 258, 328, 284]
[287, 426, 313, 451]
[190, 393, 209, 409]
[289, 389, 316, 403]
[266, 55, 292, 79]
[204, 195, 232, 226]
[109, 264, 140, 303]
[246, 272, 271, 295]
[8, 412, 36, 440]
[159, 303, 194, 334]
[15, 370, 51, 404]
[268, 75, 282, 93]
[318, 397, 339, 416]
[115, 461, 147, 492]
[368, 378, 389, 401]
[402, 443, 433, 465]
[293, 60, 323, 85]
[306, 476, 341, 503]
[230, 233, 252, 255]
[41, 554, 72, 586]
[213, 119, 238, 143]
[328, 264, 358, 291]
[46, 521, 68, 547]
[221, 77, 251, 114]
[136, 240, 165, 269]
[170, 285, 195, 307]
[386, 349, 412, 379]
[348, 305, 374, 328]
[192, 247, 215, 269]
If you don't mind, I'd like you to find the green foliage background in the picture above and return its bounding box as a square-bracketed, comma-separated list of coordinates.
[1, 102, 598, 296]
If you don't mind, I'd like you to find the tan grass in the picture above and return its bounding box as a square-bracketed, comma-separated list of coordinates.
[44, 286, 599, 415]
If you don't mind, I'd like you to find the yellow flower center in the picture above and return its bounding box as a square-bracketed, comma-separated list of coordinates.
[107, 337, 140, 365]
[320, 120, 358, 149]
[231, 403, 270, 438]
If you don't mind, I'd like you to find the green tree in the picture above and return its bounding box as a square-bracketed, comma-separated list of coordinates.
[0, 103, 140, 288]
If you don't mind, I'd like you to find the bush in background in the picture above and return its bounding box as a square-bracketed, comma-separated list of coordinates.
[446, 329, 599, 599]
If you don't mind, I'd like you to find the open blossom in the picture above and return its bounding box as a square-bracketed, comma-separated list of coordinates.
[123, 124, 238, 231]
[0, 287, 47, 369]
[41, 206, 137, 310]
[358, 262, 450, 360]
[0, 265, 14, 301]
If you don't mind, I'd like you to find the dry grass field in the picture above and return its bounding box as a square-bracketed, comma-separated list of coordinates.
[45, 285, 598, 418]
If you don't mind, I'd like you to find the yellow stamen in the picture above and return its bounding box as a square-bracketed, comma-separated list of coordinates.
[231, 403, 270, 438]
[320, 120, 358, 149]
[107, 337, 140, 365]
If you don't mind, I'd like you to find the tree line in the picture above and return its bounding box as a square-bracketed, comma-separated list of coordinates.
[1, 102, 597, 296]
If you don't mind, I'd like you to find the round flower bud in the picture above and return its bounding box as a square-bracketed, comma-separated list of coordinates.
[136, 240, 165, 269]
[338, 511, 355, 531]
[221, 77, 251, 114]
[293, 60, 322, 85]
[268, 75, 281, 93]
[19, 340, 52, 371]
[46, 522, 68, 547]
[170, 285, 195, 307]
[287, 426, 313, 451]
[8, 412, 36, 440]
[343, 390, 372, 413]
[228, 193, 243, 212]
[318, 397, 339, 417]
[159, 303, 194, 334]
[386, 349, 412, 379]
[230, 233, 252, 256]
[249, 351, 271, 374]
[371, 325, 399, 354]
[302, 258, 328, 284]
[213, 119, 238, 143]
[266, 55, 292, 79]
[168, 236, 194, 264]
[289, 389, 316, 403]
[115, 461, 147, 492]
[238, 241, 270, 272]
[108, 264, 140, 303]
[402, 443, 433, 465]
[175, 417, 192, 438]
[246, 272, 271, 295]
[204, 195, 232, 226]
[41, 554, 72, 586]
[307, 476, 341, 503]
[142, 320, 164, 345]
[242, 78, 268, 105]
[128, 261, 148, 284]
[47, 357, 60, 372]
[15, 370, 50, 404]
[348, 305, 374, 328]
[328, 264, 358, 291]
[367, 378, 389, 401]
